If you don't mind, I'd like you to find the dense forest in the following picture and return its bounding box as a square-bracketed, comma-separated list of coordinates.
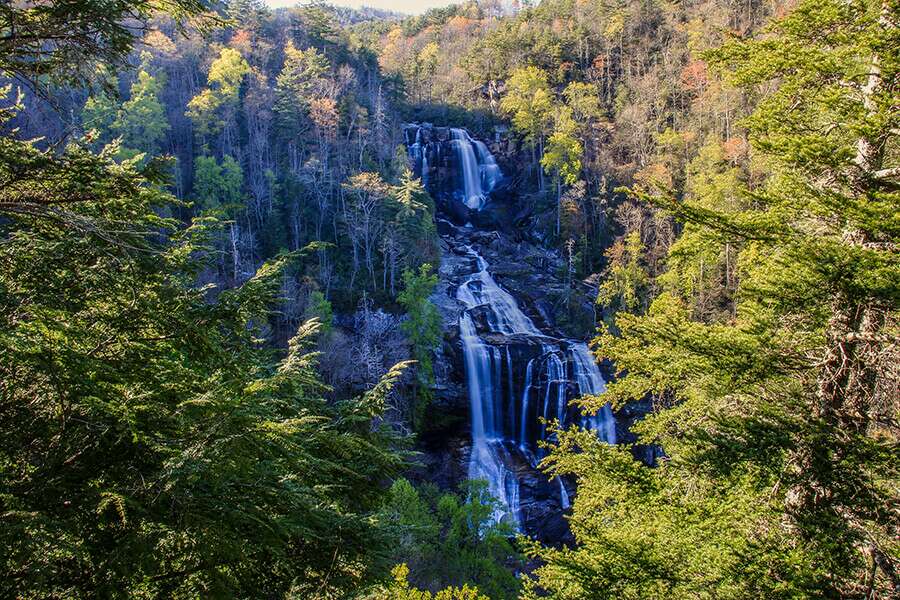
[0, 0, 897, 597]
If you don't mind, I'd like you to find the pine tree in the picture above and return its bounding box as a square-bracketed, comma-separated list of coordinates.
[273, 41, 331, 172]
[114, 67, 170, 159]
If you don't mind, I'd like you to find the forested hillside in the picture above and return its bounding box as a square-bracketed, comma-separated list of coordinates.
[1, 0, 897, 597]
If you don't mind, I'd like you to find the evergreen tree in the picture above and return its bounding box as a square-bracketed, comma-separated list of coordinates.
[0, 99, 409, 596]
[398, 264, 442, 427]
[525, 0, 899, 596]
[0, 0, 210, 85]
[273, 41, 332, 171]
[114, 67, 170, 159]
[193, 154, 244, 211]
[377, 479, 522, 600]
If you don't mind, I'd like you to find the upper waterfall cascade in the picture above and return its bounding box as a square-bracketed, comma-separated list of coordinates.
[404, 124, 504, 212]
[450, 128, 503, 210]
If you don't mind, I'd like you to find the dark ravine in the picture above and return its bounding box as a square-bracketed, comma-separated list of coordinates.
[404, 123, 626, 544]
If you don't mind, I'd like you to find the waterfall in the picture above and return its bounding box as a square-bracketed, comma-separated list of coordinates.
[539, 352, 566, 444]
[455, 243, 622, 526]
[417, 123, 621, 532]
[404, 124, 503, 211]
[455, 249, 541, 336]
[519, 358, 535, 450]
[473, 139, 503, 192]
[557, 478, 570, 509]
[450, 128, 503, 211]
[457, 246, 546, 528]
[570, 342, 617, 445]
[451, 129, 485, 210]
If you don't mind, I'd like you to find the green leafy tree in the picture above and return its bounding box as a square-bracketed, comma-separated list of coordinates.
[82, 66, 169, 161]
[412, 41, 440, 103]
[562, 81, 603, 124]
[541, 106, 583, 235]
[500, 66, 553, 188]
[273, 41, 331, 170]
[192, 154, 243, 211]
[81, 88, 119, 144]
[186, 48, 250, 149]
[658, 140, 744, 320]
[367, 564, 489, 600]
[398, 264, 442, 428]
[525, 0, 900, 596]
[378, 479, 522, 600]
[304, 289, 334, 336]
[596, 230, 651, 318]
[391, 169, 440, 283]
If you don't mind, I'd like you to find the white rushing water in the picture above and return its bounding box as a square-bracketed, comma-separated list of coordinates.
[457, 246, 541, 528]
[570, 342, 617, 445]
[473, 139, 503, 192]
[456, 246, 616, 527]
[450, 128, 502, 210]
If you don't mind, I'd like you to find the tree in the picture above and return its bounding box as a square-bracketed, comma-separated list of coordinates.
[525, 0, 900, 596]
[273, 41, 332, 172]
[368, 564, 490, 600]
[0, 0, 211, 85]
[398, 264, 442, 428]
[193, 154, 246, 280]
[303, 289, 334, 336]
[541, 106, 583, 235]
[391, 169, 439, 284]
[344, 172, 391, 291]
[414, 42, 440, 102]
[0, 100, 409, 597]
[114, 67, 170, 158]
[81, 65, 169, 161]
[81, 81, 119, 144]
[193, 154, 244, 211]
[596, 230, 651, 318]
[377, 479, 522, 600]
[186, 48, 250, 152]
[500, 66, 553, 188]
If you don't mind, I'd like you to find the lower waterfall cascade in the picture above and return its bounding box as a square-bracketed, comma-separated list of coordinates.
[405, 123, 618, 530]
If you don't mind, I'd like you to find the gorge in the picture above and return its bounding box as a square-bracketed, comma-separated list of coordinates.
[404, 123, 618, 538]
